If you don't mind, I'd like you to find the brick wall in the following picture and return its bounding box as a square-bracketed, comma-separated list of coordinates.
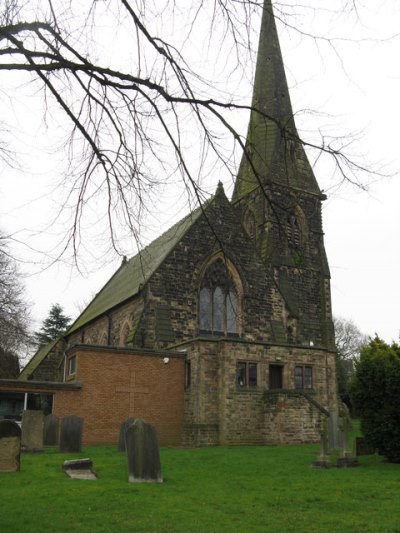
[54, 345, 185, 446]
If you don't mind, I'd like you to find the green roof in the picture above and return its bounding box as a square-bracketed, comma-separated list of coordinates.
[67, 207, 206, 334]
[19, 339, 58, 380]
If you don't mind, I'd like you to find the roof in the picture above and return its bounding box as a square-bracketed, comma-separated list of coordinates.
[19, 339, 59, 381]
[232, 0, 320, 201]
[67, 204, 207, 334]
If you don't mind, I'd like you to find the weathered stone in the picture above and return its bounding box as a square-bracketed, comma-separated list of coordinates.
[62, 458, 97, 480]
[328, 411, 340, 450]
[44, 414, 59, 446]
[59, 416, 83, 453]
[118, 417, 135, 452]
[126, 419, 162, 483]
[21, 410, 44, 452]
[313, 418, 332, 468]
[0, 420, 21, 472]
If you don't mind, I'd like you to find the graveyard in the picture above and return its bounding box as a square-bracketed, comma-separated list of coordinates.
[1, 420, 400, 532]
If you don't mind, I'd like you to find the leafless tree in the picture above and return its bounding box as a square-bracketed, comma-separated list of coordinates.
[0, 0, 390, 262]
[0, 233, 32, 362]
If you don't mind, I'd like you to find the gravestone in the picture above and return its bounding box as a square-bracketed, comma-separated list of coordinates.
[118, 418, 135, 452]
[0, 420, 22, 472]
[44, 414, 60, 446]
[21, 410, 44, 452]
[125, 419, 163, 483]
[62, 458, 97, 480]
[328, 411, 341, 450]
[313, 418, 332, 468]
[59, 416, 83, 453]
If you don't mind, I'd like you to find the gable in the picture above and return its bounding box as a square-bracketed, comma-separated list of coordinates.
[67, 204, 209, 335]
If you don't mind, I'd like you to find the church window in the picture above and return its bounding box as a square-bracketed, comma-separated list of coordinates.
[236, 362, 257, 387]
[199, 259, 239, 336]
[226, 291, 237, 334]
[295, 365, 313, 389]
[185, 360, 191, 390]
[269, 365, 283, 389]
[68, 356, 76, 376]
[199, 288, 212, 331]
[243, 209, 256, 239]
[213, 287, 224, 332]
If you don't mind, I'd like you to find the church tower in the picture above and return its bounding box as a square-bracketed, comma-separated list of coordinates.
[232, 0, 334, 349]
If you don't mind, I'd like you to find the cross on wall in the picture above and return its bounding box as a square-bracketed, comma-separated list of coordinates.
[115, 370, 149, 417]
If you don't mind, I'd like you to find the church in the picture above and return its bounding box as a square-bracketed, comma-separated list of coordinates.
[2, 0, 338, 446]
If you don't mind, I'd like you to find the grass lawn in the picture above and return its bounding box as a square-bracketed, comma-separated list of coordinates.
[1, 443, 400, 532]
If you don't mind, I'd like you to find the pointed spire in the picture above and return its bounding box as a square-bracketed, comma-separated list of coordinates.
[232, 0, 320, 202]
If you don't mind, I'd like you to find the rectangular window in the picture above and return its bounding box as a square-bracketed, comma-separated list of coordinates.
[295, 365, 313, 389]
[68, 356, 76, 376]
[185, 360, 191, 390]
[236, 362, 257, 387]
[269, 365, 283, 389]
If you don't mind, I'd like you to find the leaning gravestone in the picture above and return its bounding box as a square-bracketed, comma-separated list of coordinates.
[21, 410, 44, 452]
[118, 418, 135, 452]
[126, 419, 163, 483]
[0, 420, 22, 472]
[59, 416, 83, 453]
[44, 414, 60, 446]
[328, 411, 341, 450]
[62, 458, 97, 480]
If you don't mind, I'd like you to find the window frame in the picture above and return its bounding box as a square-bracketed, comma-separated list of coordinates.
[184, 360, 191, 390]
[68, 356, 77, 376]
[236, 361, 258, 388]
[294, 365, 313, 390]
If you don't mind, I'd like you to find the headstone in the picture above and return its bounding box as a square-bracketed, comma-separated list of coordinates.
[44, 414, 60, 446]
[0, 420, 22, 472]
[313, 418, 332, 468]
[59, 416, 83, 453]
[21, 410, 44, 452]
[328, 411, 340, 450]
[62, 458, 97, 480]
[125, 419, 163, 483]
[336, 404, 359, 467]
[118, 418, 135, 452]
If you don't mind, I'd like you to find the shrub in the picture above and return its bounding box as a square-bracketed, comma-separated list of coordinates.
[350, 336, 400, 462]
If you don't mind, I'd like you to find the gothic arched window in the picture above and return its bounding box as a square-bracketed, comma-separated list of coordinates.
[199, 259, 239, 336]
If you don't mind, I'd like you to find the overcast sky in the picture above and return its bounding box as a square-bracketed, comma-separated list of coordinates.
[1, 0, 399, 346]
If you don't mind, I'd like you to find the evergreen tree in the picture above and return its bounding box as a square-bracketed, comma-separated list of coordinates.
[350, 336, 400, 463]
[35, 303, 71, 345]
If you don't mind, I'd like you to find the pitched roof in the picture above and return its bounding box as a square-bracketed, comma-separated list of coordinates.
[19, 339, 58, 380]
[232, 0, 320, 201]
[67, 205, 207, 334]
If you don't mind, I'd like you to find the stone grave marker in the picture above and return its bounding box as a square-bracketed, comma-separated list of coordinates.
[313, 418, 332, 468]
[62, 458, 97, 480]
[337, 406, 359, 467]
[126, 419, 163, 483]
[118, 417, 135, 452]
[59, 416, 83, 453]
[21, 410, 44, 452]
[328, 411, 341, 450]
[0, 420, 22, 472]
[44, 414, 60, 446]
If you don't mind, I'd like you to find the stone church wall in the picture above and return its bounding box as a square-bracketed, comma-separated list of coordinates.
[181, 338, 337, 446]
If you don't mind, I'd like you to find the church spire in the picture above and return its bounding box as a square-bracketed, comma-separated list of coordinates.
[232, 0, 320, 202]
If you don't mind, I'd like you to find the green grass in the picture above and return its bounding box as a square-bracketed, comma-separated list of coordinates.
[1, 444, 400, 532]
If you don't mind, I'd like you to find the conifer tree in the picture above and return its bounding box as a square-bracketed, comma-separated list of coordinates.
[35, 303, 71, 345]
